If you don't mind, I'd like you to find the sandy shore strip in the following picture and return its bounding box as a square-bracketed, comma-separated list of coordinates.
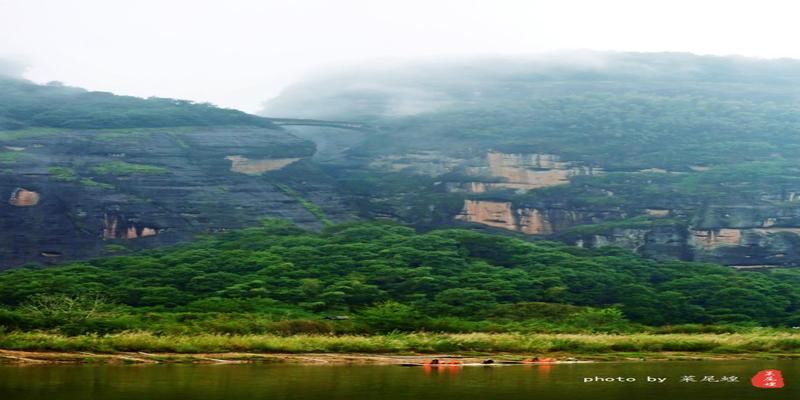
[0, 350, 795, 365]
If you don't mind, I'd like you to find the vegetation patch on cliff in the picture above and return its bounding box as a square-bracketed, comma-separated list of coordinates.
[273, 184, 333, 226]
[558, 216, 685, 237]
[91, 161, 168, 175]
[48, 167, 77, 181]
[79, 178, 114, 189]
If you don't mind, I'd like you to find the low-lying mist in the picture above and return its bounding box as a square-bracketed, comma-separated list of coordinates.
[260, 51, 800, 120]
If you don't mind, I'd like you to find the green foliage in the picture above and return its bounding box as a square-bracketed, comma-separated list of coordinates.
[359, 301, 427, 332]
[566, 308, 632, 333]
[1, 221, 799, 335]
[0, 127, 62, 141]
[79, 178, 114, 189]
[1, 331, 799, 356]
[0, 150, 27, 164]
[387, 94, 800, 171]
[559, 216, 684, 237]
[48, 166, 77, 181]
[0, 76, 276, 130]
[91, 161, 168, 175]
[16, 293, 114, 335]
[103, 244, 129, 254]
[274, 183, 333, 225]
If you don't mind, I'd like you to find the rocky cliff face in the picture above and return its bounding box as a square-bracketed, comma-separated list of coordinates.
[455, 200, 599, 235]
[7, 127, 800, 268]
[685, 205, 800, 265]
[472, 152, 601, 192]
[361, 148, 800, 267]
[457, 199, 800, 267]
[0, 126, 350, 268]
[568, 227, 692, 261]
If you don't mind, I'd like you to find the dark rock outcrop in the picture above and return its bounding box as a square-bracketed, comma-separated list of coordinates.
[0, 127, 350, 268]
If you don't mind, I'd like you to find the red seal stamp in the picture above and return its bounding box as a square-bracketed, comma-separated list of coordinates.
[751, 370, 784, 389]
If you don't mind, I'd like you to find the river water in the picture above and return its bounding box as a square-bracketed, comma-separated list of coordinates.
[0, 360, 796, 399]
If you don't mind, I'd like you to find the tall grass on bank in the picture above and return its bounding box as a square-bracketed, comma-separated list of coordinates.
[2, 332, 800, 355]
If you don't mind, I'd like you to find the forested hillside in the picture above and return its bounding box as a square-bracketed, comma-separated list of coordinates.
[2, 221, 799, 335]
[0, 76, 276, 130]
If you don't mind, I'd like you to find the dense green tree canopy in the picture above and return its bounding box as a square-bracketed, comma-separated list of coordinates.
[2, 221, 798, 327]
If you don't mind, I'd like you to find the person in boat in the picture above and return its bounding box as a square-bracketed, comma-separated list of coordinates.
[482, 359, 494, 364]
[424, 359, 439, 365]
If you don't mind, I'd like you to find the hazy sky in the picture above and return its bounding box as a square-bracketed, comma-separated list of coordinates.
[2, 0, 800, 112]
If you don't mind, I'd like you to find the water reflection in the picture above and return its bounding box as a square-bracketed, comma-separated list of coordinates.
[0, 361, 796, 400]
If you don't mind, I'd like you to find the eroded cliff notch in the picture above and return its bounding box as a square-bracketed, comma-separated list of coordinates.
[455, 200, 554, 235]
[8, 188, 40, 207]
[226, 155, 300, 175]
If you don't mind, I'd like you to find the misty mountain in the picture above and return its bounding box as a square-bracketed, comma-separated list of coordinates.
[262, 51, 800, 119]
[0, 75, 277, 130]
[0, 58, 25, 79]
[7, 52, 800, 269]
[261, 52, 800, 267]
[5, 51, 800, 331]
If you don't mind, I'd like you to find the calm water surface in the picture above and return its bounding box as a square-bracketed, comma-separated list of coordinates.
[0, 360, 797, 399]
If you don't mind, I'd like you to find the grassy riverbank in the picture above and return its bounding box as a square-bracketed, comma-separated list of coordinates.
[2, 332, 800, 361]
